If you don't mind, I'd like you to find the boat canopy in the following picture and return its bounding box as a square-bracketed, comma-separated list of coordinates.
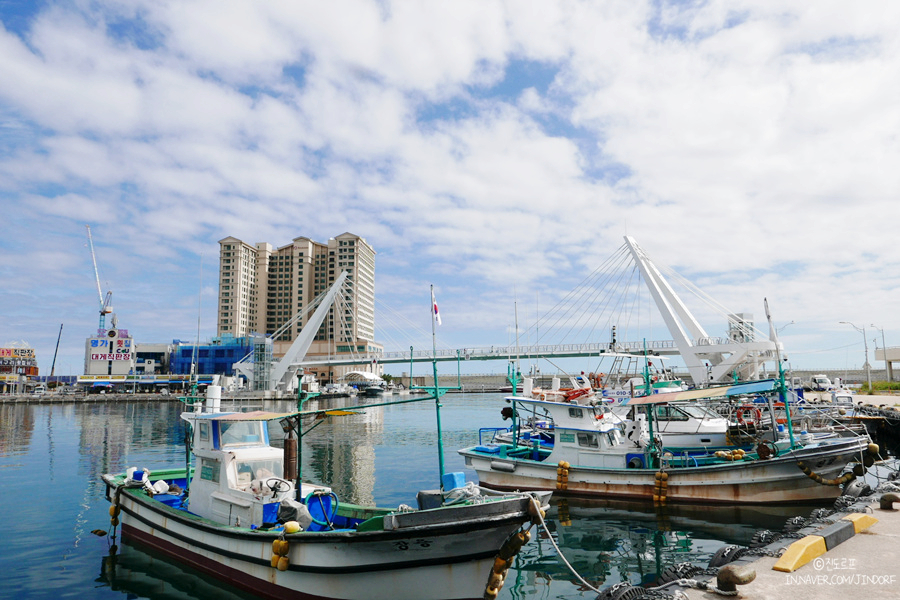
[626, 379, 778, 405]
[341, 371, 382, 382]
[183, 409, 362, 422]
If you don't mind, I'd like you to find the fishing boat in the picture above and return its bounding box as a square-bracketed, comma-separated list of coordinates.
[460, 379, 877, 504]
[102, 400, 548, 600]
[100, 277, 551, 600]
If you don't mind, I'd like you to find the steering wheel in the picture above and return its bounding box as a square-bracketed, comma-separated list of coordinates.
[265, 477, 292, 494]
[305, 491, 339, 528]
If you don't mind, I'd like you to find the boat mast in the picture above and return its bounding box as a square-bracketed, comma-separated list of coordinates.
[764, 298, 796, 449]
[430, 285, 446, 488]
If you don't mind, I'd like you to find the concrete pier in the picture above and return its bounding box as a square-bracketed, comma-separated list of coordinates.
[681, 493, 900, 600]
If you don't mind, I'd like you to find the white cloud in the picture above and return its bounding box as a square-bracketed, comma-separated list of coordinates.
[1, 0, 899, 375]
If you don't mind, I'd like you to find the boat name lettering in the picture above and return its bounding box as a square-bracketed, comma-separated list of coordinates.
[393, 539, 432, 550]
[559, 433, 575, 443]
[200, 458, 220, 482]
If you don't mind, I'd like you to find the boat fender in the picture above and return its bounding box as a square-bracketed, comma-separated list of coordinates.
[491, 460, 516, 473]
[796, 461, 855, 487]
[653, 470, 668, 504]
[486, 526, 532, 598]
[271, 538, 290, 569]
[283, 521, 301, 534]
[487, 570, 504, 590]
[556, 461, 569, 490]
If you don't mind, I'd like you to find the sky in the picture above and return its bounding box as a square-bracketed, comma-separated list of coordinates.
[1, 0, 898, 379]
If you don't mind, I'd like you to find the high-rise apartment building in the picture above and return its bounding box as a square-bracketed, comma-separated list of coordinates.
[217, 233, 377, 364]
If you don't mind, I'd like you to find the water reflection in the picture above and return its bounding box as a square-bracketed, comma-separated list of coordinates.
[512, 497, 813, 597]
[99, 542, 257, 600]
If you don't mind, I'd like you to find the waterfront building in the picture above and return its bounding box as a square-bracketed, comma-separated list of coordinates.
[0, 342, 38, 393]
[83, 327, 135, 376]
[217, 233, 380, 382]
[169, 335, 254, 377]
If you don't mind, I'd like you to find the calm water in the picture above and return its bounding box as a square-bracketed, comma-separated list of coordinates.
[0, 394, 816, 600]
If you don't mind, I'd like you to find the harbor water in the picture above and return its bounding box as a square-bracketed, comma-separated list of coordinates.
[0, 394, 830, 600]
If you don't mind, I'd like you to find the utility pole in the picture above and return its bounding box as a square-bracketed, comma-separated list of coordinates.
[840, 321, 871, 391]
[872, 324, 891, 381]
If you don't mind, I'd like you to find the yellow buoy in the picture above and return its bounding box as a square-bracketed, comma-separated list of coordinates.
[488, 571, 504, 589]
[109, 505, 120, 518]
[277, 556, 290, 571]
[492, 556, 510, 574]
[284, 521, 301, 534]
[270, 554, 280, 568]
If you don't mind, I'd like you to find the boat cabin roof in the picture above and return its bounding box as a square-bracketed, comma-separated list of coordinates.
[183, 410, 300, 422]
[508, 396, 620, 433]
[626, 379, 777, 405]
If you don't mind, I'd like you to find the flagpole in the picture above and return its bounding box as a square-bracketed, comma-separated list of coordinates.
[431, 284, 446, 489]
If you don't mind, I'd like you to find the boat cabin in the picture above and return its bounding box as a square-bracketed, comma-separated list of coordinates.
[182, 411, 306, 528]
[514, 398, 646, 469]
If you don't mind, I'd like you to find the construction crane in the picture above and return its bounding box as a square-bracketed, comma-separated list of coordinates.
[85, 225, 113, 329]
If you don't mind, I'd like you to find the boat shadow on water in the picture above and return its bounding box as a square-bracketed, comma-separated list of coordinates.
[99, 540, 259, 600]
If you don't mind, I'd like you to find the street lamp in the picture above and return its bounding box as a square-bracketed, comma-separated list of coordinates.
[777, 321, 795, 334]
[840, 321, 871, 391]
[871, 324, 891, 381]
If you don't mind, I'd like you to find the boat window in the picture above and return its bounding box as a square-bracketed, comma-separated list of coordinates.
[577, 432, 599, 448]
[568, 407, 584, 419]
[654, 406, 689, 421]
[680, 405, 718, 419]
[234, 459, 283, 489]
[199, 422, 210, 442]
[669, 407, 691, 421]
[605, 430, 621, 447]
[219, 421, 264, 447]
[200, 458, 220, 483]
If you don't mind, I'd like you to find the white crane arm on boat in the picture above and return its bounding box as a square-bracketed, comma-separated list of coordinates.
[626, 379, 778, 405]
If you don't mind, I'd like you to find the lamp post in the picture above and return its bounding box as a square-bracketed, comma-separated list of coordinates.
[840, 321, 871, 391]
[871, 324, 891, 381]
[777, 321, 795, 335]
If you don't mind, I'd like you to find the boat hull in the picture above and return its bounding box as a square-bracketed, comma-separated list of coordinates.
[463, 436, 868, 504]
[105, 479, 539, 600]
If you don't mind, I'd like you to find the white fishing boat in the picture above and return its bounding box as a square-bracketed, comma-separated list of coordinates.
[102, 393, 549, 600]
[460, 379, 877, 504]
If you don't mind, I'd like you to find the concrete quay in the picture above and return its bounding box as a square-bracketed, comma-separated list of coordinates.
[681, 494, 900, 600]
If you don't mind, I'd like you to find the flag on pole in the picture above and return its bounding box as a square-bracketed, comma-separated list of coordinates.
[431, 288, 442, 326]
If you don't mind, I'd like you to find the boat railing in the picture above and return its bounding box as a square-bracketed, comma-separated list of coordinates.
[478, 427, 511, 445]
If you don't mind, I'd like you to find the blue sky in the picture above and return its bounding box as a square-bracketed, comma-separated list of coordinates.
[1, 1, 899, 378]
